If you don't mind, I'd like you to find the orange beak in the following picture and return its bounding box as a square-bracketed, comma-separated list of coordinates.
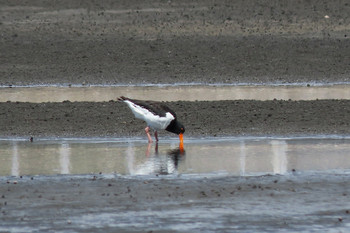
[179, 133, 184, 143]
[179, 133, 184, 152]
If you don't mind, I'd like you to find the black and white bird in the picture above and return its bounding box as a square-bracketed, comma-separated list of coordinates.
[118, 96, 185, 143]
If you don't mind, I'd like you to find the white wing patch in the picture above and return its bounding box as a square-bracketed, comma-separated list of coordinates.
[124, 100, 175, 130]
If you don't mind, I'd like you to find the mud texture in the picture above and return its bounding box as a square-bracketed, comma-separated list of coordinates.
[1, 174, 350, 232]
[1, 0, 350, 137]
[1, 0, 350, 86]
[1, 1, 350, 232]
[0, 100, 349, 138]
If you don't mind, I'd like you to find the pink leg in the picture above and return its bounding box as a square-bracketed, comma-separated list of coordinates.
[155, 142, 159, 154]
[145, 142, 152, 157]
[145, 126, 153, 143]
[154, 131, 159, 142]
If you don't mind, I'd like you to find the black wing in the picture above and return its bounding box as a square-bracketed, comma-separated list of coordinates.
[118, 96, 176, 118]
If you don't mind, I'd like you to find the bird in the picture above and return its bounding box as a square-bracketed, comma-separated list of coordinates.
[118, 96, 185, 144]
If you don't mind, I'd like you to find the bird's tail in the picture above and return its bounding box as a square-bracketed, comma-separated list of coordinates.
[117, 96, 129, 101]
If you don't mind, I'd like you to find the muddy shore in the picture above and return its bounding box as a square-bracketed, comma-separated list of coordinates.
[0, 100, 350, 138]
[1, 0, 350, 232]
[1, 174, 350, 232]
[1, 0, 350, 137]
[1, 0, 350, 86]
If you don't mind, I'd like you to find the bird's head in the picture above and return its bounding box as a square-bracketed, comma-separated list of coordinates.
[166, 120, 185, 135]
[177, 122, 185, 135]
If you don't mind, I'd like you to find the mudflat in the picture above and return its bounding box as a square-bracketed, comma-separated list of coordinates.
[1, 0, 350, 232]
[1, 174, 350, 232]
[1, 0, 349, 137]
[1, 0, 350, 86]
[0, 100, 350, 138]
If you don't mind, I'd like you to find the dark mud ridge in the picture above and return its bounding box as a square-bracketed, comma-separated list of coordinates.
[0, 100, 349, 138]
[1, 0, 350, 86]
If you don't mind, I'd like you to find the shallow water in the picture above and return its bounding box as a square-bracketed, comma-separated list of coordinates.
[1, 137, 350, 233]
[1, 136, 350, 177]
[1, 84, 350, 102]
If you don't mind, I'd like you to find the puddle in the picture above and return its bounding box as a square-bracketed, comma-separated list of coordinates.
[0, 84, 350, 102]
[1, 137, 350, 177]
[1, 137, 350, 233]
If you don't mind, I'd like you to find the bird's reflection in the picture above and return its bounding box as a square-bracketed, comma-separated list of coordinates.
[167, 146, 185, 170]
[139, 142, 185, 175]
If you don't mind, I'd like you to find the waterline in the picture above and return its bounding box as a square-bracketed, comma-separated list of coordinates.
[0, 84, 350, 102]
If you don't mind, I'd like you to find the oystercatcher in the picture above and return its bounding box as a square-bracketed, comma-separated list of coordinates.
[118, 96, 185, 144]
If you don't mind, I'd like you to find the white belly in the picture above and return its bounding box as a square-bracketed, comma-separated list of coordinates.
[125, 100, 175, 130]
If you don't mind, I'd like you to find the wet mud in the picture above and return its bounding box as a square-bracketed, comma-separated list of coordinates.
[1, 0, 350, 86]
[1, 0, 350, 231]
[1, 174, 350, 232]
[0, 100, 349, 138]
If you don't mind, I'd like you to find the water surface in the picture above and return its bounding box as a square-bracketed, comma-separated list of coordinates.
[1, 136, 350, 177]
[1, 137, 350, 233]
[1, 84, 350, 102]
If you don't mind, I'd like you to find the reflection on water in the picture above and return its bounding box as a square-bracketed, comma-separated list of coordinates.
[271, 140, 288, 174]
[59, 143, 70, 174]
[1, 85, 350, 102]
[11, 143, 19, 176]
[0, 137, 350, 176]
[126, 142, 185, 175]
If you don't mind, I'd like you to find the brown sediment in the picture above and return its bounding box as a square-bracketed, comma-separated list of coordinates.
[0, 100, 349, 138]
[1, 0, 349, 137]
[1, 0, 350, 86]
[1, 1, 350, 231]
[0, 174, 349, 232]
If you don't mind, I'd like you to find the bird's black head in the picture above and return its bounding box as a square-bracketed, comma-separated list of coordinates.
[166, 120, 185, 135]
